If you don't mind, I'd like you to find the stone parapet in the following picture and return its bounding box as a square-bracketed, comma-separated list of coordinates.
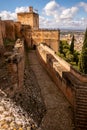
[36, 44, 87, 129]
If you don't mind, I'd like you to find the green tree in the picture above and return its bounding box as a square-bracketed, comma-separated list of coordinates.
[73, 51, 80, 65]
[70, 35, 74, 54]
[79, 28, 87, 74]
[66, 51, 74, 62]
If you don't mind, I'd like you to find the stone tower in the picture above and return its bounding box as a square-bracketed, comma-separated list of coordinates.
[17, 6, 39, 29]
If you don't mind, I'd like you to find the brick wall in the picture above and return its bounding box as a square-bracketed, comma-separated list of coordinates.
[36, 44, 87, 129]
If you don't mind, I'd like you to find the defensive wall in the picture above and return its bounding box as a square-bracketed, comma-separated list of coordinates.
[36, 44, 87, 130]
[0, 19, 60, 53]
[23, 28, 60, 52]
[4, 39, 24, 96]
[0, 19, 22, 54]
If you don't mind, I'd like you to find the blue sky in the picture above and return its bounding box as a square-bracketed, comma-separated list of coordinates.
[0, 0, 87, 29]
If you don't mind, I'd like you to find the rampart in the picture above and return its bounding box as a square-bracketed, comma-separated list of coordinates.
[24, 29, 60, 52]
[36, 44, 87, 129]
[0, 20, 22, 42]
[0, 20, 5, 54]
[5, 39, 25, 96]
[0, 20, 22, 55]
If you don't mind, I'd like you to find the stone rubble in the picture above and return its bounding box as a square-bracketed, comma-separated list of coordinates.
[0, 90, 37, 130]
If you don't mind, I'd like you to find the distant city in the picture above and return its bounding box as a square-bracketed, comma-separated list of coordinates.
[60, 29, 85, 52]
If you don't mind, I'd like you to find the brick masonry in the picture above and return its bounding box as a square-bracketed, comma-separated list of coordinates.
[36, 44, 87, 129]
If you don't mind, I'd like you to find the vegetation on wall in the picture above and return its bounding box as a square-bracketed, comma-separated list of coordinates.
[4, 39, 15, 46]
[78, 28, 87, 74]
[3, 38, 16, 51]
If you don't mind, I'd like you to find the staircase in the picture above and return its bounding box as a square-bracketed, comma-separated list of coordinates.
[75, 86, 87, 130]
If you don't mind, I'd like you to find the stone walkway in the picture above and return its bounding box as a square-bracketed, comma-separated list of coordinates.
[28, 51, 74, 130]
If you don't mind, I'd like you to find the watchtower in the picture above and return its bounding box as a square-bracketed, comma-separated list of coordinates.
[17, 6, 39, 29]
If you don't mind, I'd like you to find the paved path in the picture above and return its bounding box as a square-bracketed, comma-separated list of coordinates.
[28, 51, 74, 130]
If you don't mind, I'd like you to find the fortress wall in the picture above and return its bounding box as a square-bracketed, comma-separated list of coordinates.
[36, 44, 75, 106]
[41, 30, 60, 53]
[36, 44, 87, 118]
[0, 21, 4, 46]
[33, 14, 39, 29]
[41, 44, 71, 71]
[24, 29, 60, 52]
[5, 39, 25, 95]
[70, 66, 87, 83]
[32, 30, 42, 45]
[24, 30, 32, 47]
[17, 12, 39, 29]
[17, 13, 33, 26]
[14, 22, 22, 38]
[0, 20, 23, 55]
[4, 20, 16, 40]
[0, 21, 6, 39]
[0, 21, 5, 54]
[15, 40, 25, 89]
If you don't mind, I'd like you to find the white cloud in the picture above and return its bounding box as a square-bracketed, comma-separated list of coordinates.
[43, 0, 59, 16]
[60, 7, 78, 19]
[15, 6, 29, 13]
[0, 11, 17, 20]
[0, 6, 28, 21]
[79, 2, 87, 12]
[41, 0, 87, 29]
[41, 1, 80, 29]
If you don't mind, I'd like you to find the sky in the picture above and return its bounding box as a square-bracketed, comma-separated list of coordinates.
[0, 0, 87, 30]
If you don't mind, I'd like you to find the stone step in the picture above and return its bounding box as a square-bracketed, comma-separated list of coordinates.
[76, 114, 87, 119]
[77, 86, 87, 92]
[76, 98, 87, 105]
[76, 111, 87, 115]
[76, 106, 87, 111]
[76, 96, 87, 102]
[76, 93, 87, 96]
[76, 125, 87, 129]
[76, 109, 87, 113]
[75, 117, 87, 123]
[77, 92, 87, 96]
[75, 108, 87, 113]
[77, 90, 87, 93]
[76, 101, 87, 109]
